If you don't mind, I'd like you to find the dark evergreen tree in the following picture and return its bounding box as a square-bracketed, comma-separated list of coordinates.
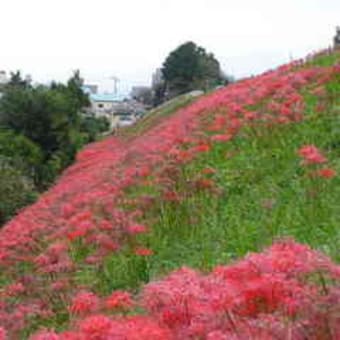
[162, 42, 224, 98]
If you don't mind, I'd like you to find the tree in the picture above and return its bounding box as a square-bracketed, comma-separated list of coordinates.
[80, 116, 110, 142]
[0, 130, 43, 181]
[0, 71, 91, 189]
[162, 42, 224, 98]
[7, 70, 31, 88]
[0, 158, 37, 225]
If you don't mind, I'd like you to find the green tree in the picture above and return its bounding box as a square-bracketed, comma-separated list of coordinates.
[0, 130, 43, 180]
[0, 158, 37, 225]
[80, 116, 110, 142]
[162, 42, 224, 98]
[0, 71, 91, 188]
[7, 70, 31, 88]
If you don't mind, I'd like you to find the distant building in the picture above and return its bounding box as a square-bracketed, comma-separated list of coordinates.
[89, 93, 126, 115]
[82, 84, 98, 95]
[86, 92, 140, 129]
[334, 26, 340, 48]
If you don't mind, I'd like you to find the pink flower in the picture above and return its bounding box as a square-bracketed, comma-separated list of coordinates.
[298, 145, 327, 165]
[69, 291, 100, 316]
[4, 282, 25, 297]
[127, 224, 148, 235]
[316, 167, 337, 179]
[0, 327, 6, 340]
[29, 330, 60, 340]
[134, 247, 153, 256]
[79, 315, 112, 339]
[192, 143, 211, 153]
[105, 290, 134, 310]
[211, 134, 232, 142]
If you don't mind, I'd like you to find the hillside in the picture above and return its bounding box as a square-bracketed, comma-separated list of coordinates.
[0, 49, 339, 339]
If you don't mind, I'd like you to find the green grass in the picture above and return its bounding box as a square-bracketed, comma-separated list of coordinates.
[119, 93, 197, 139]
[16, 53, 340, 338]
[77, 53, 340, 294]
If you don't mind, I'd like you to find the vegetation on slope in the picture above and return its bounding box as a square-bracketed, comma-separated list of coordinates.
[0, 71, 109, 225]
[0, 50, 339, 339]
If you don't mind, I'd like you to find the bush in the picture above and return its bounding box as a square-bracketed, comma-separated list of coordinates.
[0, 159, 37, 225]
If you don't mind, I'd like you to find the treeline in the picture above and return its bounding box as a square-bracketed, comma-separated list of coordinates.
[0, 71, 109, 225]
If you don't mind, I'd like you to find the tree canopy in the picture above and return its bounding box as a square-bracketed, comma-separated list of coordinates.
[0, 71, 109, 223]
[161, 41, 225, 98]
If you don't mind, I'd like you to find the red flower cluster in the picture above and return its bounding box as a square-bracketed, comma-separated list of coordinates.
[26, 240, 340, 339]
[298, 144, 337, 179]
[317, 167, 337, 179]
[298, 145, 327, 165]
[105, 290, 133, 311]
[69, 291, 100, 316]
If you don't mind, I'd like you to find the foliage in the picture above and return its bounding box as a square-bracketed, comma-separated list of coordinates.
[132, 87, 153, 106]
[0, 131, 41, 223]
[0, 71, 101, 223]
[0, 130, 42, 178]
[162, 41, 224, 98]
[0, 159, 37, 225]
[0, 71, 92, 189]
[80, 116, 110, 142]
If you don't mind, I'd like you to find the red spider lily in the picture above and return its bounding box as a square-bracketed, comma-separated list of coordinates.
[298, 145, 327, 165]
[75, 315, 172, 340]
[69, 291, 100, 316]
[316, 167, 337, 179]
[78, 315, 112, 339]
[105, 290, 134, 311]
[211, 134, 232, 142]
[193, 178, 216, 190]
[0, 327, 6, 340]
[2, 282, 25, 297]
[29, 330, 60, 340]
[50, 279, 70, 292]
[191, 143, 211, 153]
[162, 190, 181, 203]
[134, 247, 154, 256]
[127, 224, 148, 235]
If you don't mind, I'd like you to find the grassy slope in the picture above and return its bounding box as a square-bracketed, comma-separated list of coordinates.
[1, 51, 339, 337]
[96, 52, 340, 293]
[118, 93, 196, 139]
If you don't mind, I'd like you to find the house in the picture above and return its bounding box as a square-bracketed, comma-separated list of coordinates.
[90, 93, 126, 115]
[84, 93, 124, 128]
[82, 84, 146, 130]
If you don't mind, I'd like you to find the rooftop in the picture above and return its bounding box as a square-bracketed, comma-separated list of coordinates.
[90, 93, 126, 102]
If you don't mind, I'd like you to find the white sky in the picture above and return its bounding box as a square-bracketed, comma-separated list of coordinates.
[0, 0, 339, 94]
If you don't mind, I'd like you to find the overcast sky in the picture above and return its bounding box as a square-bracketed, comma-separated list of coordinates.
[0, 0, 339, 94]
